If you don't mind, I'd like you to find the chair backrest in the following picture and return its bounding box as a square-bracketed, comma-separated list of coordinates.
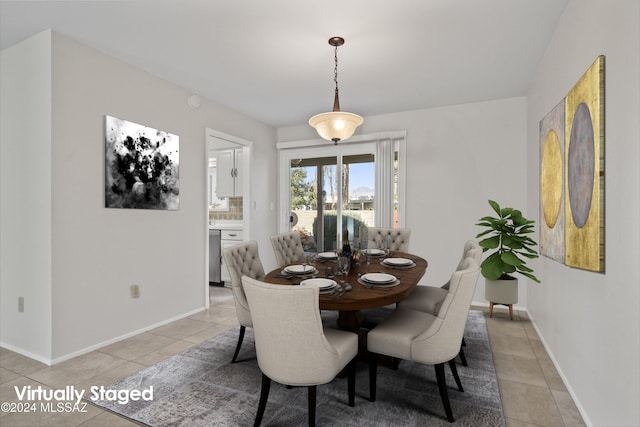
[366, 227, 411, 252]
[270, 231, 305, 268]
[456, 240, 482, 269]
[242, 276, 344, 385]
[222, 240, 265, 327]
[410, 257, 480, 364]
[442, 240, 482, 290]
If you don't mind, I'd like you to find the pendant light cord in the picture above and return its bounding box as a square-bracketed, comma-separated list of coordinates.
[332, 43, 341, 112]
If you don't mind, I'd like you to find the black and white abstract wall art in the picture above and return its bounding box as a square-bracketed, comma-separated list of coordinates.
[105, 115, 179, 210]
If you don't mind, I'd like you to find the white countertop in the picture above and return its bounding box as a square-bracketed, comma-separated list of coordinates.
[209, 222, 243, 230]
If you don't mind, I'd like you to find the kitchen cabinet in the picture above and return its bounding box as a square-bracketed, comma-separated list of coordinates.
[216, 148, 243, 198]
[220, 228, 244, 284]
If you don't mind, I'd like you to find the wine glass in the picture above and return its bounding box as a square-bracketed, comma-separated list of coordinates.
[338, 256, 351, 276]
[308, 254, 316, 270]
[325, 265, 335, 278]
[359, 250, 370, 276]
[337, 257, 350, 290]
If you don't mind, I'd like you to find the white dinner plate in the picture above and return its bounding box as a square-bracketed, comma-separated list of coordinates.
[318, 251, 338, 260]
[284, 265, 316, 275]
[300, 278, 337, 290]
[363, 248, 385, 256]
[383, 257, 413, 267]
[358, 277, 400, 289]
[361, 273, 396, 284]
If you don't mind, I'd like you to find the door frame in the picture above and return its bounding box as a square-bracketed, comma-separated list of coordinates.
[276, 131, 406, 238]
[204, 128, 253, 306]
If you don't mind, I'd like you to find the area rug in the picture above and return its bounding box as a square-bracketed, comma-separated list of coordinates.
[92, 310, 504, 426]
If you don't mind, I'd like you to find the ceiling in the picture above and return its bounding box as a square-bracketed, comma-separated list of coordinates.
[0, 0, 568, 129]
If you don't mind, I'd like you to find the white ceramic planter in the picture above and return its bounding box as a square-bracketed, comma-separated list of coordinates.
[486, 277, 519, 320]
[485, 277, 518, 305]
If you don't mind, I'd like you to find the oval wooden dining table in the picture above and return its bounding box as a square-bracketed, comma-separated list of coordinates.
[264, 251, 428, 332]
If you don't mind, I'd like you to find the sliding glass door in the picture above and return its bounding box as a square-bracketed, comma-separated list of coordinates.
[288, 153, 375, 252]
[279, 132, 405, 254]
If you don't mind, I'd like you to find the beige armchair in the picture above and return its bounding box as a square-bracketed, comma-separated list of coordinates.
[366, 227, 411, 252]
[242, 276, 358, 426]
[367, 257, 481, 423]
[222, 240, 265, 363]
[270, 230, 305, 268]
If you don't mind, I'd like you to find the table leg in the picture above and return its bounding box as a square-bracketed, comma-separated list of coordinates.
[337, 310, 365, 331]
[335, 309, 401, 374]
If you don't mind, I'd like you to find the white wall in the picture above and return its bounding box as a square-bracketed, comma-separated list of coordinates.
[279, 96, 530, 307]
[0, 31, 53, 361]
[526, 1, 639, 425]
[1, 30, 278, 362]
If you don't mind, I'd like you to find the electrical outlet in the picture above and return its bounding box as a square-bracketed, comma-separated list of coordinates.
[18, 296, 24, 312]
[130, 284, 140, 299]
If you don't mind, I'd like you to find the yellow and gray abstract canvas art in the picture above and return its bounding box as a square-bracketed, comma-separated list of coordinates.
[564, 56, 605, 273]
[539, 55, 604, 272]
[540, 100, 565, 263]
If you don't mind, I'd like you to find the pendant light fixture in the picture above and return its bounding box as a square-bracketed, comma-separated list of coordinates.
[309, 36, 364, 145]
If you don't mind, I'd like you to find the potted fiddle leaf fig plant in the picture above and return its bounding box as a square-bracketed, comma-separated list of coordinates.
[476, 200, 539, 318]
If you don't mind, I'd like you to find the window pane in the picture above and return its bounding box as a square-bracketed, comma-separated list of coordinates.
[341, 153, 375, 248]
[290, 157, 337, 252]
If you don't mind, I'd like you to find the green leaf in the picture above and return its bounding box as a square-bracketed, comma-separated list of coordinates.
[479, 235, 500, 249]
[518, 264, 533, 273]
[501, 251, 523, 266]
[488, 200, 501, 216]
[501, 207, 514, 217]
[519, 271, 541, 283]
[503, 236, 524, 250]
[495, 218, 507, 227]
[519, 224, 535, 233]
[481, 257, 503, 280]
[503, 263, 516, 273]
[482, 251, 513, 276]
[476, 230, 495, 239]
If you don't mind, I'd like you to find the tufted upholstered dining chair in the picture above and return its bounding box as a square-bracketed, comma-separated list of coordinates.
[367, 257, 481, 423]
[366, 227, 411, 252]
[399, 240, 482, 314]
[242, 276, 358, 427]
[222, 240, 265, 363]
[398, 240, 482, 366]
[270, 230, 305, 268]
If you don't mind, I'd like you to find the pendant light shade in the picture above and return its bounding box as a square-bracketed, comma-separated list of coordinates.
[309, 37, 363, 145]
[308, 111, 364, 143]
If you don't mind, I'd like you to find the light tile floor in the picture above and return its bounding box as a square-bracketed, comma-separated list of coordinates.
[0, 287, 585, 426]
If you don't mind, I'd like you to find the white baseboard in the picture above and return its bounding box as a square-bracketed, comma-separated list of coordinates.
[469, 302, 592, 425]
[0, 341, 53, 366]
[526, 309, 592, 427]
[1, 306, 208, 366]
